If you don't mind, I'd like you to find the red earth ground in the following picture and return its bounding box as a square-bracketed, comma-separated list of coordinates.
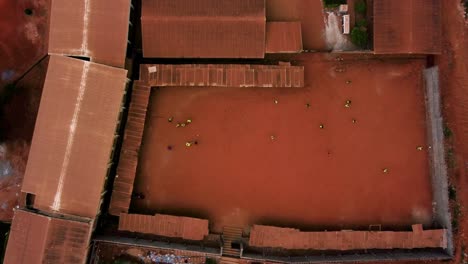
[0, 0, 49, 87]
[0, 59, 47, 222]
[435, 0, 468, 263]
[132, 53, 433, 233]
[0, 0, 49, 222]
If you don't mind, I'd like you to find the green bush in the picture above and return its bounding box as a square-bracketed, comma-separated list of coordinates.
[323, 0, 346, 7]
[463, 0, 468, 15]
[449, 185, 457, 200]
[452, 202, 462, 232]
[205, 258, 218, 264]
[351, 27, 368, 49]
[443, 123, 453, 138]
[356, 19, 368, 28]
[447, 147, 456, 169]
[355, 1, 367, 14]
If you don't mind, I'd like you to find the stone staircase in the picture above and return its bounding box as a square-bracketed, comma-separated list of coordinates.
[222, 226, 243, 257]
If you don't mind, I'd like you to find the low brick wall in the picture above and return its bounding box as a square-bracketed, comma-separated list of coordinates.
[119, 213, 209, 241]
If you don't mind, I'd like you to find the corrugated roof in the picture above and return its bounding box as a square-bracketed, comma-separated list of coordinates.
[141, 0, 266, 58]
[21, 55, 127, 218]
[4, 209, 92, 264]
[373, 0, 441, 54]
[266, 22, 303, 53]
[119, 213, 209, 240]
[48, 0, 131, 67]
[265, 0, 326, 50]
[249, 224, 447, 250]
[109, 81, 151, 216]
[140, 64, 305, 87]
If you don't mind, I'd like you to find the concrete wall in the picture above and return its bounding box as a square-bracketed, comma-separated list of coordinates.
[423, 66, 453, 255]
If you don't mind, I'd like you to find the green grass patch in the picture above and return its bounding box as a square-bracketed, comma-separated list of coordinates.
[351, 27, 368, 49]
[443, 123, 453, 138]
[356, 19, 368, 28]
[452, 202, 462, 232]
[446, 147, 456, 169]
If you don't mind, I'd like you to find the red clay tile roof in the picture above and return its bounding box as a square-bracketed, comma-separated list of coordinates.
[265, 0, 326, 51]
[249, 224, 447, 250]
[266, 22, 303, 53]
[21, 55, 127, 218]
[140, 64, 305, 87]
[119, 213, 209, 240]
[48, 0, 131, 67]
[373, 0, 441, 54]
[141, 0, 266, 58]
[4, 209, 92, 264]
[109, 81, 151, 216]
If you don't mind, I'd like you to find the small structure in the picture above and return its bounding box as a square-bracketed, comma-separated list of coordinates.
[342, 14, 350, 34]
[373, 0, 441, 54]
[339, 4, 348, 13]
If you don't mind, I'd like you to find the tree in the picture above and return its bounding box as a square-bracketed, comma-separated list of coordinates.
[355, 1, 366, 14]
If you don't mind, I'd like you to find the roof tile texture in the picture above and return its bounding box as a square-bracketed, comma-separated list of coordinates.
[109, 81, 151, 216]
[49, 0, 131, 67]
[21, 56, 127, 218]
[4, 210, 92, 264]
[119, 213, 209, 240]
[373, 0, 441, 54]
[141, 0, 266, 58]
[249, 224, 447, 250]
[266, 22, 303, 53]
[140, 64, 304, 87]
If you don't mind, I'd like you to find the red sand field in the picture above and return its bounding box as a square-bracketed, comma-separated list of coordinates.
[435, 1, 468, 263]
[132, 53, 433, 233]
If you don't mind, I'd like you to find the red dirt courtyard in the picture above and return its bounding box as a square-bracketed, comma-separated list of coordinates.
[131, 53, 433, 233]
